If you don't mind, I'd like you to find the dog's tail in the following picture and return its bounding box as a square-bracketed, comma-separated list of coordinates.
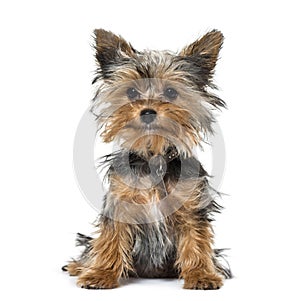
[213, 249, 233, 279]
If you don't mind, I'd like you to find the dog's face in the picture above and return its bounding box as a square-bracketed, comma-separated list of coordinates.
[92, 29, 225, 156]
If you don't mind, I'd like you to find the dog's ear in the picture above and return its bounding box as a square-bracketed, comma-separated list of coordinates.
[93, 29, 136, 80]
[180, 30, 224, 88]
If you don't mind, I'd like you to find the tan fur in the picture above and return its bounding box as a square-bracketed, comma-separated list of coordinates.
[64, 261, 84, 276]
[75, 221, 134, 289]
[174, 204, 223, 289]
[97, 85, 206, 157]
[94, 29, 135, 58]
[180, 30, 224, 72]
[64, 29, 229, 290]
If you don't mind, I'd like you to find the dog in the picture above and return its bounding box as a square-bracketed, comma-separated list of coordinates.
[62, 29, 232, 289]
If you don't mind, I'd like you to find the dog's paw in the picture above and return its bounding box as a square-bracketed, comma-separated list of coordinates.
[62, 261, 83, 276]
[77, 270, 118, 289]
[184, 273, 223, 290]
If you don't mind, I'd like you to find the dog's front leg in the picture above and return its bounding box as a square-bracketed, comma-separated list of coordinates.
[176, 219, 223, 290]
[77, 218, 133, 289]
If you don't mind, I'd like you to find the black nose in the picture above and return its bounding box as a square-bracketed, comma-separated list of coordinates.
[140, 109, 157, 124]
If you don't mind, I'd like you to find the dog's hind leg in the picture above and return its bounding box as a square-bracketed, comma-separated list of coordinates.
[62, 260, 84, 276]
[62, 233, 93, 276]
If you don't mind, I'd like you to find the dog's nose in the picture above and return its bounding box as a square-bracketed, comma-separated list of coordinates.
[140, 109, 157, 124]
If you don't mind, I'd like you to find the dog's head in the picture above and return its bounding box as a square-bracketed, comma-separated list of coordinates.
[92, 29, 225, 156]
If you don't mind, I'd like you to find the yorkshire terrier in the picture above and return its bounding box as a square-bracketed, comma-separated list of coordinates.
[62, 29, 232, 289]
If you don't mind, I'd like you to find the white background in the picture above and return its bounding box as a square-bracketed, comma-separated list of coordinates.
[1, 1, 300, 300]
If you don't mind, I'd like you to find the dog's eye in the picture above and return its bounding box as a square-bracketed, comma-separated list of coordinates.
[127, 87, 140, 100]
[164, 87, 178, 100]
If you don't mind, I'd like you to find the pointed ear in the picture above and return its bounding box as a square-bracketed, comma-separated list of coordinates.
[180, 30, 224, 87]
[93, 29, 136, 80]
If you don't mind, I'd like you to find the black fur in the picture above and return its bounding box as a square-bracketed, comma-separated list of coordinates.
[213, 249, 233, 279]
[76, 148, 232, 279]
[99, 147, 208, 182]
[73, 234, 232, 279]
[131, 223, 178, 278]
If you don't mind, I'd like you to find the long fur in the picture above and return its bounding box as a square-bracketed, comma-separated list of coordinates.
[63, 29, 232, 290]
[72, 149, 231, 279]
